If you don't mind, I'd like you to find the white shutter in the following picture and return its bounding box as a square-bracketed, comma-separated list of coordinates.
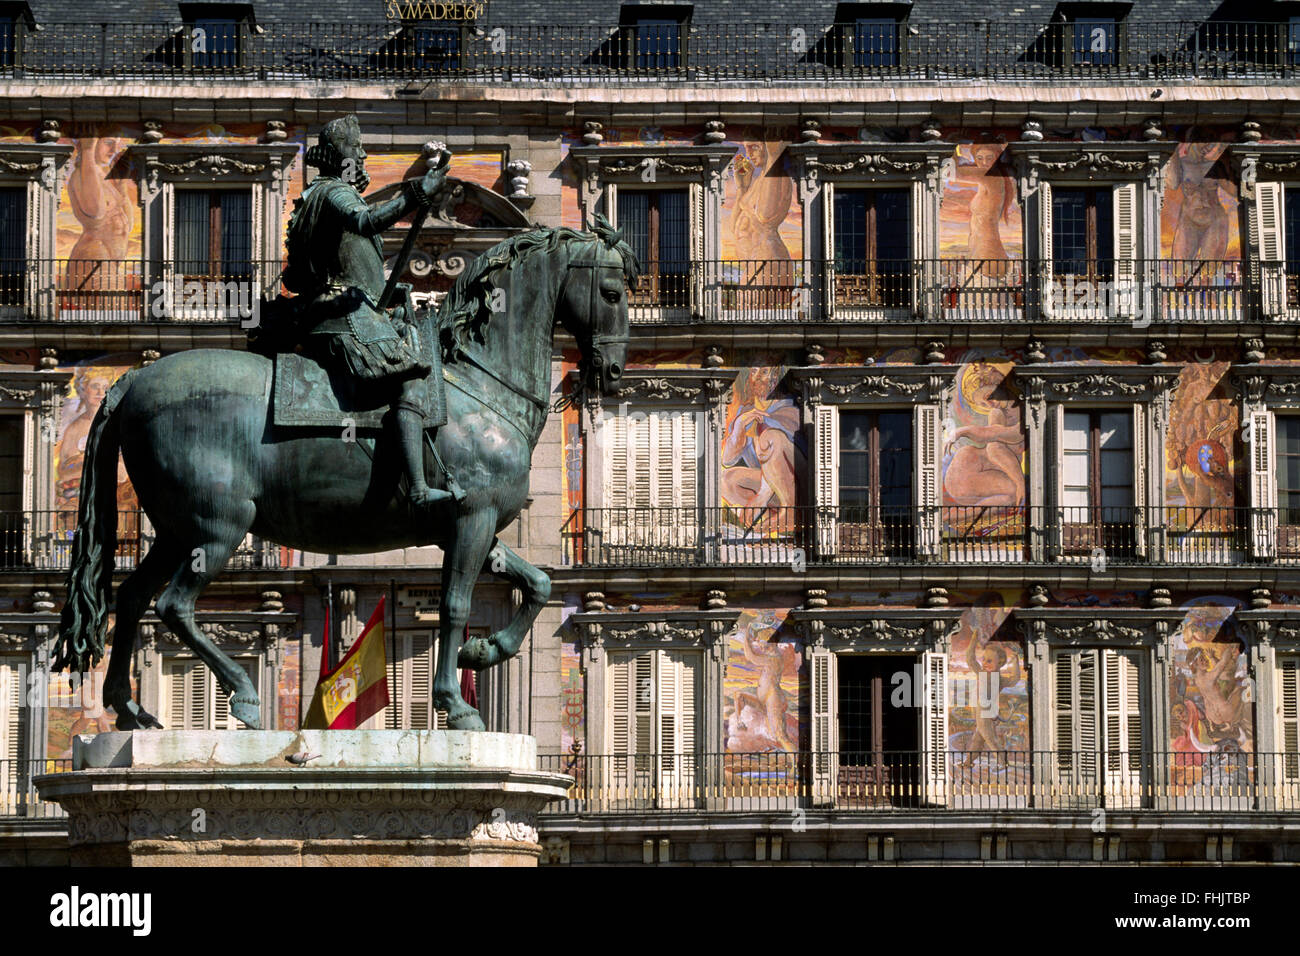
[0, 658, 21, 812]
[809, 649, 836, 805]
[688, 181, 706, 316]
[922, 650, 948, 806]
[1103, 649, 1144, 807]
[385, 633, 439, 730]
[910, 179, 925, 314]
[1280, 657, 1299, 783]
[814, 403, 839, 557]
[822, 181, 837, 318]
[1038, 181, 1055, 318]
[1054, 650, 1100, 801]
[1132, 403, 1148, 558]
[658, 650, 699, 805]
[163, 659, 209, 730]
[1112, 183, 1139, 318]
[1256, 182, 1287, 316]
[914, 404, 942, 558]
[1249, 408, 1277, 559]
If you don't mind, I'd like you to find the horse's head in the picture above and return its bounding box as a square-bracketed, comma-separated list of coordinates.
[559, 213, 638, 396]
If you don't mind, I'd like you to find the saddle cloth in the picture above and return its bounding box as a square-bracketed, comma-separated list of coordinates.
[272, 351, 445, 430]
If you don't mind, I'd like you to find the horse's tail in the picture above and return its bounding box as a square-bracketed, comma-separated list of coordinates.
[54, 371, 133, 674]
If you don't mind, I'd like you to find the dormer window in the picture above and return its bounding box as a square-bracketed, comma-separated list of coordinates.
[0, 3, 33, 69]
[1051, 2, 1130, 69]
[178, 3, 255, 70]
[832, 2, 910, 69]
[618, 4, 691, 69]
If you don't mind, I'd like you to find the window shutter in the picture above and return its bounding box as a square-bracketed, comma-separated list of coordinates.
[814, 403, 839, 557]
[822, 181, 837, 318]
[412, 634, 435, 729]
[213, 659, 259, 730]
[1103, 649, 1143, 807]
[1280, 657, 1299, 782]
[1055, 650, 1100, 797]
[163, 658, 211, 730]
[1112, 183, 1139, 318]
[922, 650, 948, 805]
[1047, 403, 1065, 559]
[1038, 181, 1055, 318]
[0, 658, 21, 790]
[1132, 403, 1148, 557]
[913, 404, 942, 557]
[1256, 182, 1287, 316]
[809, 649, 836, 804]
[688, 181, 706, 315]
[658, 650, 699, 804]
[1250, 408, 1277, 559]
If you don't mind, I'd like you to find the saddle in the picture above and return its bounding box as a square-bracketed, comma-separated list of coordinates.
[272, 351, 445, 430]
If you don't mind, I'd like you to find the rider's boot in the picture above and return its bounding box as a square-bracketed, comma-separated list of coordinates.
[395, 389, 465, 508]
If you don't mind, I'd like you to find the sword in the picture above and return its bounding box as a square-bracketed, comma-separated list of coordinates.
[377, 140, 451, 312]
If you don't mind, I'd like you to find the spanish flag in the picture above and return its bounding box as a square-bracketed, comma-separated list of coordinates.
[303, 596, 389, 730]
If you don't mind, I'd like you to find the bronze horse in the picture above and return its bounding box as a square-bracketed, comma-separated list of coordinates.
[56, 221, 635, 730]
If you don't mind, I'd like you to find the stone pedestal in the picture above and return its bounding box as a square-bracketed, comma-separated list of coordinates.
[35, 730, 571, 867]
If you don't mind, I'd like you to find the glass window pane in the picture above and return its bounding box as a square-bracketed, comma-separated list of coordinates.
[875, 190, 911, 264]
[657, 190, 689, 273]
[840, 453, 868, 489]
[1063, 412, 1090, 451]
[1101, 449, 1133, 484]
[1101, 485, 1134, 509]
[854, 18, 898, 68]
[840, 413, 871, 451]
[1062, 450, 1090, 487]
[834, 190, 868, 270]
[616, 191, 650, 267]
[175, 191, 210, 272]
[1062, 487, 1090, 508]
[1098, 412, 1131, 449]
[219, 190, 252, 275]
[1281, 418, 1300, 455]
[1073, 18, 1117, 66]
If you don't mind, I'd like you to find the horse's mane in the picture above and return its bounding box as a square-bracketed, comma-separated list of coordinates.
[437, 215, 641, 360]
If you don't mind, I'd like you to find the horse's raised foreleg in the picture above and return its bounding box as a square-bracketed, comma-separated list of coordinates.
[434, 509, 497, 730]
[153, 512, 262, 729]
[458, 540, 550, 671]
[104, 538, 185, 729]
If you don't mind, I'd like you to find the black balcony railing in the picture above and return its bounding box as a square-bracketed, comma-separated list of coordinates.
[538, 750, 1299, 814]
[0, 510, 299, 571]
[562, 505, 1284, 567]
[0, 259, 286, 324]
[0, 21, 1297, 81]
[0, 757, 71, 819]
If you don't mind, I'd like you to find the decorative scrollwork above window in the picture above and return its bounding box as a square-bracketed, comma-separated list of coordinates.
[1015, 608, 1187, 648]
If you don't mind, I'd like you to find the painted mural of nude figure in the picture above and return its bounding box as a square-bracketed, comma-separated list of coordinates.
[65, 136, 137, 294]
[1165, 143, 1232, 263]
[959, 606, 1021, 765]
[1189, 645, 1246, 733]
[944, 364, 1025, 508]
[732, 141, 793, 267]
[959, 144, 1017, 261]
[721, 367, 800, 528]
[727, 621, 797, 752]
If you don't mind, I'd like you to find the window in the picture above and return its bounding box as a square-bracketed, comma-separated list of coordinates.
[838, 410, 912, 557]
[837, 655, 920, 806]
[163, 657, 259, 729]
[411, 24, 461, 71]
[1290, 17, 1300, 68]
[0, 415, 22, 568]
[617, 188, 689, 307]
[600, 407, 701, 559]
[1277, 416, 1300, 555]
[633, 18, 681, 68]
[191, 17, 240, 69]
[0, 186, 22, 306]
[383, 629, 480, 729]
[174, 188, 252, 280]
[0, 16, 13, 69]
[1052, 187, 1113, 281]
[1053, 647, 1145, 806]
[1281, 656, 1299, 783]
[1072, 17, 1117, 66]
[1285, 186, 1299, 310]
[852, 18, 899, 67]
[606, 648, 700, 806]
[833, 188, 911, 308]
[0, 656, 23, 813]
[1060, 409, 1135, 554]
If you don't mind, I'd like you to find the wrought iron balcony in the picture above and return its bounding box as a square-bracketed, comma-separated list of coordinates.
[0, 21, 1297, 82]
[0, 511, 299, 572]
[0, 259, 285, 325]
[538, 750, 1300, 814]
[561, 505, 1291, 568]
[0, 758, 70, 819]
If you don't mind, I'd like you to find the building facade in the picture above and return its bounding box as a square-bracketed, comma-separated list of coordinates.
[1, 0, 1299, 865]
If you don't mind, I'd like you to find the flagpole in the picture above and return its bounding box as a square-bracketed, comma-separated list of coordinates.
[326, 578, 335, 672]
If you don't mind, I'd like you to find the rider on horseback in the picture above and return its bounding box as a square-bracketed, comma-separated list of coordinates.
[283, 115, 462, 509]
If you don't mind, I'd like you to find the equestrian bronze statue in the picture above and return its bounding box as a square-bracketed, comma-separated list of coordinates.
[55, 117, 636, 731]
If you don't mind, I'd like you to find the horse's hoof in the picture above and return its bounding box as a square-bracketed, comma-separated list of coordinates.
[229, 694, 262, 730]
[446, 708, 486, 731]
[457, 635, 498, 670]
[113, 700, 164, 731]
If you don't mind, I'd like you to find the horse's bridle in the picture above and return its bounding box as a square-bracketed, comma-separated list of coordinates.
[565, 239, 630, 386]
